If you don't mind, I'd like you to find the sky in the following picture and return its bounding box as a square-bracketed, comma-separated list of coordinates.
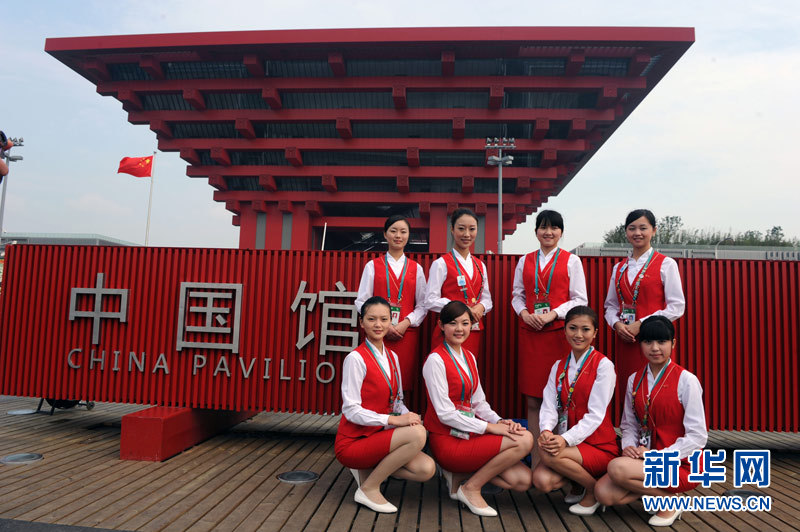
[2, 1, 798, 252]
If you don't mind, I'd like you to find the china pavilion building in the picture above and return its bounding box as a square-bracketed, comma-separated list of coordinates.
[46, 27, 694, 252]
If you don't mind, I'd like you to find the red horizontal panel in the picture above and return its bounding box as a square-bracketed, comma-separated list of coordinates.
[96, 76, 647, 96]
[45, 27, 694, 54]
[158, 138, 587, 153]
[128, 109, 617, 125]
[1, 246, 795, 432]
[186, 164, 559, 180]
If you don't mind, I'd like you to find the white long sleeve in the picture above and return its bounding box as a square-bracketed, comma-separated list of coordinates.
[340, 341, 409, 427]
[511, 250, 588, 318]
[354, 255, 428, 327]
[620, 368, 708, 459]
[422, 350, 501, 434]
[425, 254, 492, 314]
[604, 249, 686, 328]
[539, 350, 616, 447]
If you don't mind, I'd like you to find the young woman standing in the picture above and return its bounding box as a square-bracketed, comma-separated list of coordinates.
[604, 209, 685, 406]
[335, 296, 436, 513]
[355, 215, 427, 392]
[423, 301, 532, 517]
[511, 210, 587, 463]
[425, 208, 492, 357]
[594, 316, 707, 527]
[532, 306, 618, 515]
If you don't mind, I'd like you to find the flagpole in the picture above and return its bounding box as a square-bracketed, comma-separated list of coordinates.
[144, 151, 156, 246]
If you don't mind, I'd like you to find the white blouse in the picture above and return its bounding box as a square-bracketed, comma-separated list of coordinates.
[340, 340, 410, 427]
[511, 249, 588, 318]
[354, 253, 428, 327]
[539, 349, 616, 447]
[425, 252, 493, 314]
[603, 248, 685, 328]
[422, 346, 501, 434]
[620, 365, 708, 459]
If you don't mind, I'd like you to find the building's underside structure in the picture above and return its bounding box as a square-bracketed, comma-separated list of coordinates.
[46, 26, 694, 252]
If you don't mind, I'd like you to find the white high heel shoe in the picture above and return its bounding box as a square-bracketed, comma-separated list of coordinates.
[568, 501, 605, 515]
[564, 487, 586, 504]
[349, 468, 361, 488]
[456, 486, 498, 517]
[648, 509, 683, 527]
[438, 466, 458, 500]
[354, 487, 397, 513]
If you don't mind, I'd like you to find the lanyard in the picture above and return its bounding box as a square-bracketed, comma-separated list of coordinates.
[364, 341, 399, 401]
[534, 248, 561, 299]
[616, 249, 656, 309]
[383, 255, 408, 304]
[443, 342, 474, 403]
[451, 250, 484, 304]
[556, 347, 593, 412]
[632, 360, 671, 428]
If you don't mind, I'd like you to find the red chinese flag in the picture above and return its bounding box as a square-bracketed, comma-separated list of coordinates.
[117, 155, 153, 177]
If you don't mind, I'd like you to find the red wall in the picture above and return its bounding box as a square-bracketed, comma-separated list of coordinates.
[0, 245, 797, 431]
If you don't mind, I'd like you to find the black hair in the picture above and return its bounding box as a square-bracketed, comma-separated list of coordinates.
[383, 214, 410, 232]
[439, 300, 475, 325]
[535, 210, 564, 232]
[637, 315, 675, 342]
[360, 296, 391, 319]
[450, 207, 478, 228]
[565, 305, 598, 329]
[625, 209, 657, 228]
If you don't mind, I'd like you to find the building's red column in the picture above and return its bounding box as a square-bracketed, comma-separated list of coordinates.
[291, 207, 312, 250]
[429, 204, 448, 253]
[484, 206, 499, 254]
[264, 204, 283, 250]
[238, 203, 258, 250]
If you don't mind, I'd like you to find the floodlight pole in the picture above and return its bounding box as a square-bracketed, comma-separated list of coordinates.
[0, 138, 24, 239]
[485, 137, 515, 254]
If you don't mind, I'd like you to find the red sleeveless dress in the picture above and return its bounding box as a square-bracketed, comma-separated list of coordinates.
[553, 349, 619, 477]
[424, 345, 503, 473]
[632, 362, 703, 493]
[371, 256, 421, 390]
[430, 253, 487, 357]
[335, 343, 401, 469]
[518, 249, 572, 397]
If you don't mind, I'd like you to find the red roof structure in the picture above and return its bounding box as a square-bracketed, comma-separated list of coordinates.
[46, 26, 694, 252]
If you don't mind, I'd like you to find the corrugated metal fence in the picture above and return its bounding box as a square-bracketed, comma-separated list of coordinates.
[0, 245, 797, 431]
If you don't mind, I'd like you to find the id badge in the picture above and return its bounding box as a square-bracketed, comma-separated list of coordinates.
[450, 428, 470, 440]
[392, 397, 403, 415]
[471, 321, 480, 331]
[390, 306, 401, 326]
[456, 275, 467, 287]
[533, 301, 551, 315]
[557, 412, 568, 435]
[639, 430, 651, 448]
[621, 304, 636, 325]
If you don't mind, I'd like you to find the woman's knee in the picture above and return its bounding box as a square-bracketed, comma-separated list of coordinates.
[606, 457, 628, 483]
[417, 453, 436, 480]
[515, 430, 534, 454]
[532, 467, 554, 492]
[593, 475, 615, 506]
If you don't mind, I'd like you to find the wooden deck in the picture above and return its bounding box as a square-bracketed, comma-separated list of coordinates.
[0, 395, 798, 531]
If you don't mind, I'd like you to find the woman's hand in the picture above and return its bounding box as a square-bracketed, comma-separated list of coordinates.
[388, 412, 422, 427]
[621, 445, 649, 459]
[539, 432, 566, 455]
[529, 310, 557, 330]
[498, 418, 525, 434]
[486, 422, 521, 441]
[520, 310, 538, 329]
[614, 321, 637, 343]
[470, 303, 486, 322]
[627, 320, 642, 338]
[385, 318, 410, 341]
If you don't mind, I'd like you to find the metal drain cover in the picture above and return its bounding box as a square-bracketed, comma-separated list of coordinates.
[1, 453, 43, 465]
[277, 470, 319, 484]
[7, 409, 37, 415]
[724, 489, 762, 499]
